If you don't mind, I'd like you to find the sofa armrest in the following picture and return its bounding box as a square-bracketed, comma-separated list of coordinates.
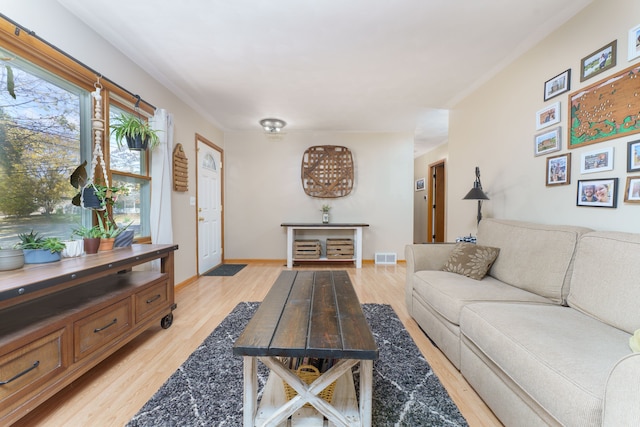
[405, 243, 456, 312]
[603, 353, 640, 426]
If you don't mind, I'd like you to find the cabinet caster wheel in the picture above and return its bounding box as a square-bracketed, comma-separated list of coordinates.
[161, 313, 174, 329]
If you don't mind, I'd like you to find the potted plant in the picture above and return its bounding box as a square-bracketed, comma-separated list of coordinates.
[17, 230, 66, 264]
[96, 212, 132, 251]
[72, 224, 102, 255]
[0, 245, 24, 271]
[110, 112, 160, 151]
[320, 204, 331, 224]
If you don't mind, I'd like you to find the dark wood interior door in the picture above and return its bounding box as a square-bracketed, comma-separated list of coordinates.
[428, 161, 446, 242]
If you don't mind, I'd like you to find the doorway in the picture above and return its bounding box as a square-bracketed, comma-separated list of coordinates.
[196, 135, 223, 274]
[427, 160, 446, 242]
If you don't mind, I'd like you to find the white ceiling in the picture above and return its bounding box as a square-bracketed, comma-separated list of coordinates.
[57, 0, 593, 157]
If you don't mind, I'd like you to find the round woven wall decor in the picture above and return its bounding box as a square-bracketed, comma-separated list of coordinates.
[301, 145, 353, 198]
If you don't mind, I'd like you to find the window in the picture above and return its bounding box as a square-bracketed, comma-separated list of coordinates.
[0, 20, 155, 248]
[0, 49, 90, 248]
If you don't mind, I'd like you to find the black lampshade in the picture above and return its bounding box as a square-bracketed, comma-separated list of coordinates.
[463, 183, 489, 200]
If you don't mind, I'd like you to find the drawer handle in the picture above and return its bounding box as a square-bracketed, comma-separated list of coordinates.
[0, 361, 40, 385]
[94, 318, 118, 333]
[146, 294, 161, 304]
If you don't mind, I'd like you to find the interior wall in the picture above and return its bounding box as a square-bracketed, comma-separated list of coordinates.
[224, 131, 414, 261]
[413, 143, 448, 243]
[447, 0, 640, 237]
[3, 2, 223, 284]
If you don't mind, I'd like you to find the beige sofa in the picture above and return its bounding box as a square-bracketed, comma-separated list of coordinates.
[405, 218, 640, 427]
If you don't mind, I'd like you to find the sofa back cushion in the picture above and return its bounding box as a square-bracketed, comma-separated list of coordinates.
[568, 231, 640, 334]
[477, 219, 592, 304]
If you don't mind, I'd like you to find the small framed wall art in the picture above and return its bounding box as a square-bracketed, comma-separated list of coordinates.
[415, 177, 425, 191]
[576, 178, 618, 208]
[546, 153, 571, 186]
[628, 24, 640, 61]
[624, 176, 640, 203]
[628, 140, 640, 172]
[536, 102, 560, 130]
[580, 147, 614, 174]
[580, 40, 616, 82]
[544, 69, 571, 101]
[534, 126, 561, 156]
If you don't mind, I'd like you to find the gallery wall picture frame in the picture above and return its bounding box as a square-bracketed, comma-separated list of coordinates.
[628, 24, 640, 61]
[623, 176, 640, 203]
[544, 69, 571, 101]
[569, 63, 640, 148]
[628, 140, 640, 172]
[546, 153, 571, 186]
[580, 147, 614, 174]
[580, 40, 616, 82]
[415, 177, 425, 191]
[576, 178, 618, 208]
[534, 127, 561, 156]
[535, 102, 561, 130]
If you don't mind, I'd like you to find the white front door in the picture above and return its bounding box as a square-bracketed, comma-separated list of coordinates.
[197, 139, 222, 274]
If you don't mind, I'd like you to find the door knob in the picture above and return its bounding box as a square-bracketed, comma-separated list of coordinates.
[198, 217, 205, 221]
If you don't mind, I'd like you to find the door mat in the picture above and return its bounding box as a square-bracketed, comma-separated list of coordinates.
[204, 264, 247, 276]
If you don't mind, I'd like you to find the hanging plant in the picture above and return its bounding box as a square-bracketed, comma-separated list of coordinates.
[110, 113, 160, 151]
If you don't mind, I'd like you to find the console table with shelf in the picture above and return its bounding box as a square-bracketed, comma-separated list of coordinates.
[0, 243, 178, 425]
[281, 223, 369, 268]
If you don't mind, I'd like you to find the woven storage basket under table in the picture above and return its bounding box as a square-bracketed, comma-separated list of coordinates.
[283, 364, 336, 407]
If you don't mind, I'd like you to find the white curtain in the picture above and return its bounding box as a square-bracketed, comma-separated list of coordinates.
[150, 109, 174, 270]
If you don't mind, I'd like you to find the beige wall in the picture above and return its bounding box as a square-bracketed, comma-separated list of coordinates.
[224, 131, 414, 261]
[447, 0, 640, 237]
[3, 2, 223, 284]
[413, 144, 448, 243]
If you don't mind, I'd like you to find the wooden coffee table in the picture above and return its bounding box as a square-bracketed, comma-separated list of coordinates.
[233, 270, 378, 427]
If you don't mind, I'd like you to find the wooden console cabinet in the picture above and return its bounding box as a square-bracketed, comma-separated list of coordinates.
[0, 244, 178, 425]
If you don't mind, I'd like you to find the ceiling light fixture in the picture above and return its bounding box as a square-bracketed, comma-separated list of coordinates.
[259, 118, 286, 133]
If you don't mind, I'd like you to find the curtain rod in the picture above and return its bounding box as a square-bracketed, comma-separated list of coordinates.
[0, 13, 156, 111]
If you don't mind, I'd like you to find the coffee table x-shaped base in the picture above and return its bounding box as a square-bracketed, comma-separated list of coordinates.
[242, 356, 373, 427]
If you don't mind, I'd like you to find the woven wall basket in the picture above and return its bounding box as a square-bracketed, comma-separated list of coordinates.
[301, 145, 353, 198]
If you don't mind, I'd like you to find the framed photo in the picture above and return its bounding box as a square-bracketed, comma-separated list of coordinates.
[628, 24, 640, 61]
[569, 64, 640, 148]
[576, 178, 618, 208]
[628, 140, 640, 172]
[536, 102, 561, 130]
[580, 147, 614, 174]
[415, 177, 425, 191]
[623, 176, 640, 203]
[534, 127, 561, 156]
[580, 40, 616, 82]
[544, 69, 571, 101]
[546, 153, 571, 186]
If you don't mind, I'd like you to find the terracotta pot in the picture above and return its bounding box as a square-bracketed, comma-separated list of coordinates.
[84, 237, 101, 254]
[98, 238, 115, 252]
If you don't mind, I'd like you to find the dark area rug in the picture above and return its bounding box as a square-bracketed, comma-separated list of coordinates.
[203, 264, 246, 276]
[126, 302, 468, 427]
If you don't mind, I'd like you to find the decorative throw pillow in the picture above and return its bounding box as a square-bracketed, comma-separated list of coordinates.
[442, 242, 500, 280]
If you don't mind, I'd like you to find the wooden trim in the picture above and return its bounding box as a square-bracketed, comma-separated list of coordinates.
[0, 16, 154, 115]
[427, 159, 446, 243]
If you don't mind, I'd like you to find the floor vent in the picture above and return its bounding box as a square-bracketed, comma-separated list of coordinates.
[375, 252, 397, 265]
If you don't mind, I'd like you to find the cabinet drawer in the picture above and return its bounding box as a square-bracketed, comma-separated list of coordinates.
[0, 329, 65, 405]
[135, 279, 170, 323]
[74, 299, 131, 361]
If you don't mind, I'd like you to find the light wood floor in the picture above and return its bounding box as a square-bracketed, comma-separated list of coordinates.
[13, 262, 502, 427]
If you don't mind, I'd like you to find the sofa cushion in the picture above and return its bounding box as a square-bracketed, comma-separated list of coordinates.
[477, 219, 592, 304]
[412, 271, 553, 326]
[441, 242, 500, 280]
[568, 231, 640, 334]
[460, 303, 631, 426]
